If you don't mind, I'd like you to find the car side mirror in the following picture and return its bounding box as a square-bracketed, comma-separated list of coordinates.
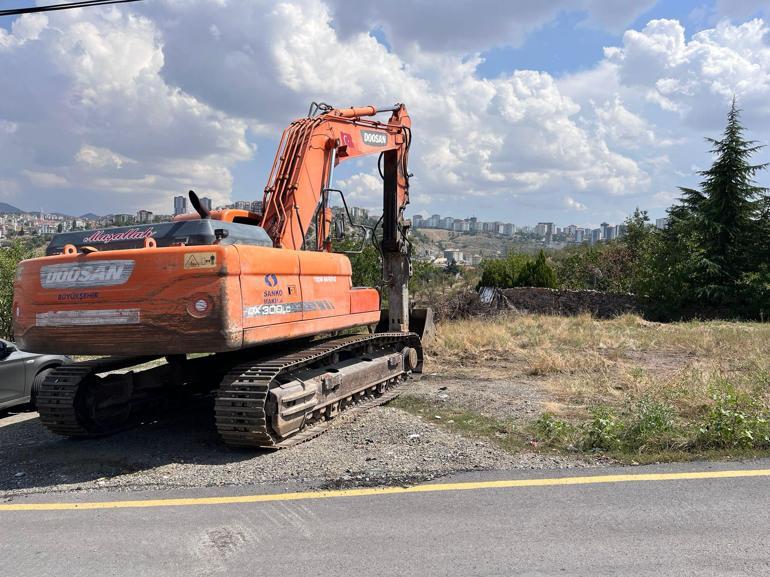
[0, 342, 8, 358]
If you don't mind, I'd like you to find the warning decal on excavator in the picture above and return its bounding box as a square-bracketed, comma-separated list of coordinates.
[184, 252, 217, 270]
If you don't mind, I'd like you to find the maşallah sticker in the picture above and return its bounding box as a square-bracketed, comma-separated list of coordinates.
[184, 252, 217, 269]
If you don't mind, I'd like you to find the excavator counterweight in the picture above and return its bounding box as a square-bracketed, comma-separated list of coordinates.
[12, 103, 432, 448]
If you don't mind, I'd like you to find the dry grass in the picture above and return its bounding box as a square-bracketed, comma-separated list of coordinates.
[406, 313, 770, 461]
[426, 313, 770, 419]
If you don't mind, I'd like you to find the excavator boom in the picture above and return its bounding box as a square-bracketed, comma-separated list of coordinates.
[261, 103, 413, 331]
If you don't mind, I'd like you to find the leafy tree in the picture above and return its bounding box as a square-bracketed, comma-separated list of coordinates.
[478, 251, 557, 289]
[0, 240, 33, 340]
[520, 250, 557, 288]
[478, 253, 530, 288]
[444, 259, 460, 275]
[334, 239, 381, 288]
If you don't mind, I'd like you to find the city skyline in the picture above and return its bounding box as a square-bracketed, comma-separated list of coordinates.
[411, 212, 635, 245]
[0, 194, 670, 240]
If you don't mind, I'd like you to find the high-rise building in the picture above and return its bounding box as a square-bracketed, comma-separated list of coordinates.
[352, 207, 370, 222]
[251, 200, 263, 214]
[136, 209, 153, 223]
[452, 220, 466, 232]
[113, 214, 134, 226]
[536, 222, 554, 243]
[655, 217, 670, 230]
[173, 196, 187, 215]
[200, 197, 212, 212]
[600, 222, 610, 240]
[412, 214, 424, 228]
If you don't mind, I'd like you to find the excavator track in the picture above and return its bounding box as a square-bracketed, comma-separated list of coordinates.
[215, 332, 422, 449]
[36, 356, 165, 438]
[36, 364, 98, 437]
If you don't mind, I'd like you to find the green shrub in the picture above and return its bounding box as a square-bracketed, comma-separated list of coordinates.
[520, 250, 557, 289]
[0, 240, 33, 340]
[623, 398, 679, 451]
[535, 412, 574, 445]
[581, 406, 624, 451]
[478, 251, 556, 289]
[696, 381, 770, 449]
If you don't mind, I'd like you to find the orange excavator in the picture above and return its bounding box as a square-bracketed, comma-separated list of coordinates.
[12, 103, 432, 448]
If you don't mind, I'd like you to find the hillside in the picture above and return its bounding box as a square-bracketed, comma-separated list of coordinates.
[413, 229, 546, 260]
[0, 202, 22, 214]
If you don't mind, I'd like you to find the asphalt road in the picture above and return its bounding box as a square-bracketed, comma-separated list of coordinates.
[2, 460, 769, 577]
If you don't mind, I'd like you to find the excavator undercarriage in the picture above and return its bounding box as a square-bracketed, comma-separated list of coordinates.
[37, 331, 423, 448]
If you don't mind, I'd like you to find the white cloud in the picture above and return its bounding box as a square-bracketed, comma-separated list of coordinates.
[558, 16, 770, 219]
[604, 18, 770, 129]
[594, 96, 658, 149]
[564, 195, 588, 211]
[138, 0, 647, 214]
[335, 173, 382, 212]
[0, 7, 251, 214]
[23, 170, 69, 188]
[652, 189, 680, 207]
[76, 146, 135, 170]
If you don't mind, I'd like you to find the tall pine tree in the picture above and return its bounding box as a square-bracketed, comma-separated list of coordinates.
[640, 99, 770, 319]
[673, 99, 769, 304]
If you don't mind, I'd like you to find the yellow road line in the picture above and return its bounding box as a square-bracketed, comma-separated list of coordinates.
[2, 468, 769, 512]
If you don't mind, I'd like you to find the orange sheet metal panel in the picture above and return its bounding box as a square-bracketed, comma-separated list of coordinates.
[298, 250, 353, 322]
[236, 245, 303, 331]
[14, 245, 243, 355]
[15, 243, 381, 356]
[350, 287, 380, 314]
[238, 246, 379, 346]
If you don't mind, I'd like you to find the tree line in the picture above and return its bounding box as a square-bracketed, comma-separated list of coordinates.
[478, 101, 770, 320]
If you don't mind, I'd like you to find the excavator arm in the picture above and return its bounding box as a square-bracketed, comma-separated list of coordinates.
[260, 104, 413, 331]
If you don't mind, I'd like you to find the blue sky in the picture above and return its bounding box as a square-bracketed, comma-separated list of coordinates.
[3, 0, 770, 227]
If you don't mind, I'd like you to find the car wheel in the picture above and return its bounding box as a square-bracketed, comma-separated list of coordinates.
[31, 367, 57, 408]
